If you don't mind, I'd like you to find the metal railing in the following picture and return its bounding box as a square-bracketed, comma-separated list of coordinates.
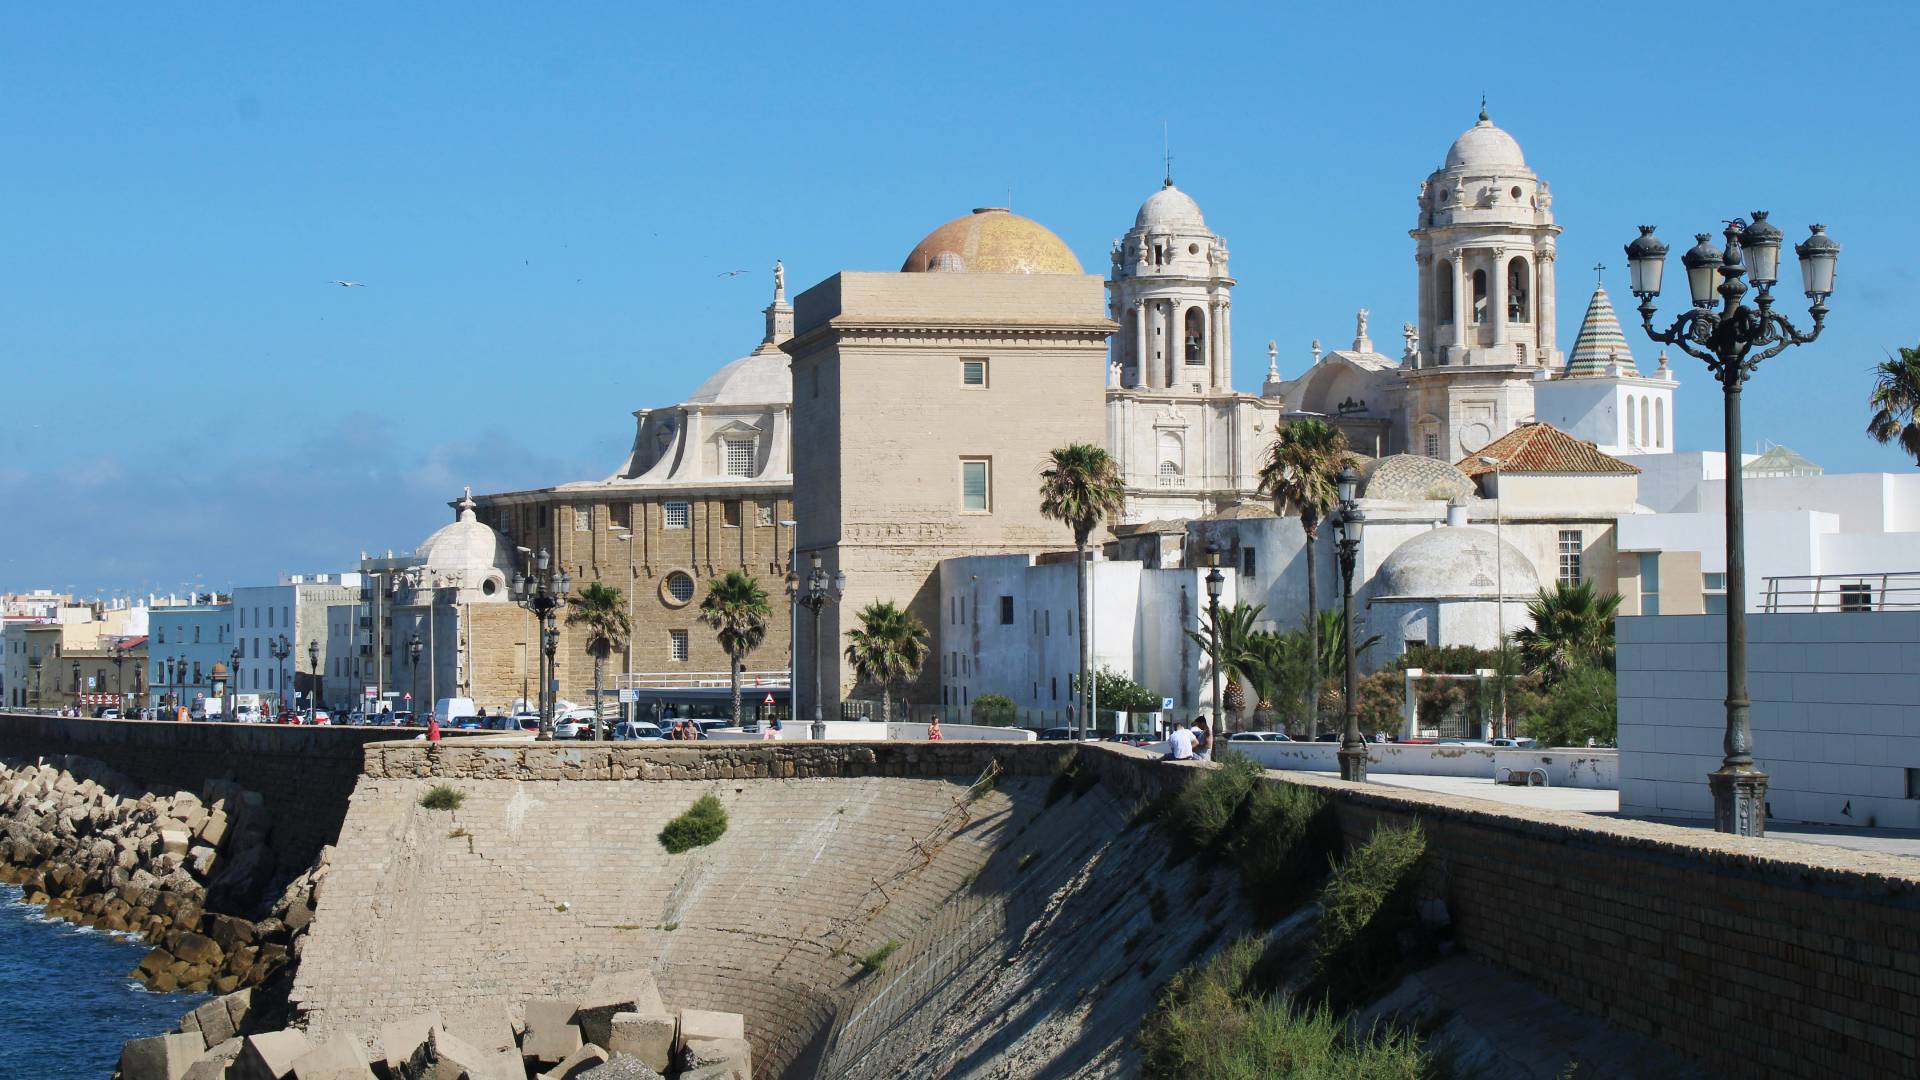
[614, 669, 792, 690]
[1761, 572, 1920, 612]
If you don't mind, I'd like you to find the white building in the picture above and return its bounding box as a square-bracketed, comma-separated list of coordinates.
[231, 573, 362, 712]
[1532, 283, 1677, 457]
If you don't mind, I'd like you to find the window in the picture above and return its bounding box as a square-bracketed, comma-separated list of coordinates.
[722, 500, 742, 528]
[1702, 572, 1726, 615]
[664, 572, 696, 605]
[664, 502, 691, 529]
[1241, 547, 1256, 579]
[1640, 552, 1661, 616]
[756, 500, 774, 527]
[158, 626, 166, 644]
[961, 359, 988, 387]
[1515, 343, 1528, 363]
[610, 503, 630, 530]
[999, 596, 1014, 625]
[961, 459, 990, 511]
[1626, 395, 1637, 445]
[669, 630, 689, 662]
[193, 626, 201, 643]
[1424, 432, 1440, 458]
[1840, 584, 1873, 613]
[1158, 460, 1181, 487]
[724, 438, 756, 477]
[1558, 531, 1584, 586]
[1654, 398, 1666, 449]
[574, 506, 591, 532]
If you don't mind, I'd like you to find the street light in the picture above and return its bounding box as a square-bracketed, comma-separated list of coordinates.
[270, 635, 291, 719]
[1332, 464, 1368, 783]
[1203, 542, 1224, 746]
[229, 646, 243, 721]
[1624, 213, 1839, 837]
[793, 551, 845, 740]
[1478, 455, 1509, 740]
[408, 633, 424, 724]
[72, 658, 81, 713]
[511, 548, 570, 740]
[307, 639, 321, 722]
[612, 529, 637, 735]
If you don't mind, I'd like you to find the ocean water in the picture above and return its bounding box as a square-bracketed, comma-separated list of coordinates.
[0, 884, 208, 1079]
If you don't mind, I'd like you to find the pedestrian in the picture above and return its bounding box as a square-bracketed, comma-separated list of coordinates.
[1163, 722, 1195, 761]
[928, 716, 944, 741]
[426, 714, 441, 743]
[1192, 719, 1213, 761]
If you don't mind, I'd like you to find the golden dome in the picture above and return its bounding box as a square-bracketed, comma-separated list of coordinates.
[901, 207, 1083, 274]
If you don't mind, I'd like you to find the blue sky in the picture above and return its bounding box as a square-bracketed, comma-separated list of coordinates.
[3, 2, 1915, 598]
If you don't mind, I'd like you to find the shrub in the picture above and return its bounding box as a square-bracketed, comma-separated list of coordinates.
[1313, 821, 1427, 1008]
[1230, 781, 1342, 917]
[659, 793, 729, 853]
[860, 940, 900, 973]
[1139, 933, 1429, 1079]
[419, 784, 465, 811]
[1163, 751, 1262, 851]
[1521, 665, 1617, 748]
[970, 693, 1017, 727]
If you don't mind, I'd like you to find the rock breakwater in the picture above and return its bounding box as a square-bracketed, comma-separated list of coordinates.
[0, 754, 319, 996]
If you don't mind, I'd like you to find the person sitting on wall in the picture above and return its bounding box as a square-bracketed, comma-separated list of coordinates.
[1164, 723, 1195, 761]
[1191, 719, 1213, 762]
[928, 716, 944, 742]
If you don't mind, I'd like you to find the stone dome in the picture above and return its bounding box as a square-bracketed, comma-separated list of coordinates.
[415, 492, 515, 599]
[1444, 116, 1528, 171]
[1374, 526, 1539, 600]
[901, 207, 1083, 274]
[686, 350, 793, 406]
[1361, 455, 1476, 503]
[1134, 182, 1207, 231]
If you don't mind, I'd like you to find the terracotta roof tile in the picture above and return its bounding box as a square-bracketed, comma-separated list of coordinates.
[1457, 423, 1639, 477]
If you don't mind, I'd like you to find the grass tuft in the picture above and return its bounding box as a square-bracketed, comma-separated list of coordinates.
[860, 940, 901, 973]
[419, 785, 465, 811]
[1311, 820, 1429, 1009]
[1228, 781, 1343, 918]
[658, 793, 729, 854]
[1161, 752, 1261, 851]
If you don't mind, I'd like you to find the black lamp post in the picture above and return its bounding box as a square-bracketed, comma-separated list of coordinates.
[1333, 464, 1368, 783]
[71, 658, 81, 713]
[1203, 542, 1224, 748]
[229, 646, 243, 721]
[111, 648, 128, 716]
[307, 639, 321, 721]
[1625, 214, 1839, 838]
[408, 633, 424, 723]
[511, 548, 569, 740]
[269, 634, 291, 718]
[792, 551, 846, 740]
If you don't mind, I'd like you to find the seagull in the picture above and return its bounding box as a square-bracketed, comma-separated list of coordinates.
[329, 280, 366, 288]
[716, 269, 752, 278]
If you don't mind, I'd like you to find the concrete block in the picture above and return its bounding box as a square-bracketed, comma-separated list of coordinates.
[159, 827, 193, 857]
[575, 970, 665, 1049]
[521, 998, 583, 1066]
[289, 1032, 374, 1080]
[379, 1010, 442, 1076]
[679, 1063, 747, 1080]
[406, 1027, 519, 1080]
[232, 1030, 312, 1080]
[674, 1009, 745, 1052]
[198, 809, 230, 847]
[678, 1035, 750, 1079]
[607, 1011, 675, 1074]
[578, 1058, 665, 1079]
[443, 1000, 516, 1059]
[120, 1031, 207, 1080]
[192, 996, 238, 1049]
[222, 989, 255, 1034]
[538, 1043, 609, 1080]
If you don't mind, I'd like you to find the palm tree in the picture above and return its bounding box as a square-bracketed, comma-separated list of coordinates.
[1513, 581, 1623, 683]
[565, 582, 631, 738]
[697, 571, 771, 727]
[1039, 443, 1127, 740]
[1867, 345, 1920, 466]
[1184, 600, 1265, 730]
[843, 601, 930, 724]
[1258, 419, 1350, 725]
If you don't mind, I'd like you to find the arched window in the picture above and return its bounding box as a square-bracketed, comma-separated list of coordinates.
[1507, 256, 1530, 323]
[1158, 460, 1180, 487]
[1472, 269, 1488, 324]
[1183, 308, 1207, 366]
[1436, 262, 1455, 326]
[1654, 398, 1666, 448]
[1626, 395, 1637, 445]
[1641, 398, 1652, 448]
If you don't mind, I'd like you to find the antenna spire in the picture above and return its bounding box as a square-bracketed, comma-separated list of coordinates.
[1163, 122, 1172, 187]
[1478, 93, 1489, 122]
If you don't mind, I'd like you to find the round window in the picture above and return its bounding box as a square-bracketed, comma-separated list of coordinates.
[1187, 243, 1200, 255]
[1510, 186, 1523, 200]
[662, 572, 696, 606]
[481, 579, 498, 597]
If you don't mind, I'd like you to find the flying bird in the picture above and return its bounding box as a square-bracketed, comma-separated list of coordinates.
[329, 280, 366, 288]
[716, 269, 752, 278]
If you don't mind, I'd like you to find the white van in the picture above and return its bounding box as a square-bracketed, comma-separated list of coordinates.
[434, 697, 478, 727]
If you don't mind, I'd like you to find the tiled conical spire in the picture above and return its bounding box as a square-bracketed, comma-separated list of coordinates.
[1565, 285, 1636, 377]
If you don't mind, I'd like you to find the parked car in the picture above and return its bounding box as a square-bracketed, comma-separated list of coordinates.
[553, 716, 587, 739]
[612, 720, 666, 741]
[390, 711, 416, 726]
[1489, 737, 1538, 749]
[1228, 731, 1292, 743]
[311, 710, 331, 725]
[1037, 727, 1099, 741]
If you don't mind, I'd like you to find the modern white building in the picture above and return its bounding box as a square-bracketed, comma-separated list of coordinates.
[231, 573, 362, 712]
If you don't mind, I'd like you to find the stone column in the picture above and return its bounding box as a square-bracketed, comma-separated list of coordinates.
[1415, 255, 1431, 365]
[1451, 252, 1469, 352]
[1490, 248, 1508, 348]
[1537, 247, 1557, 363]
[1219, 301, 1233, 390]
[1209, 296, 1222, 390]
[1134, 300, 1149, 387]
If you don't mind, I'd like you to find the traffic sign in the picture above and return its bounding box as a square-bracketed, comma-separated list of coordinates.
[1161, 697, 1175, 711]
[762, 693, 775, 706]
[403, 692, 413, 702]
[618, 688, 639, 704]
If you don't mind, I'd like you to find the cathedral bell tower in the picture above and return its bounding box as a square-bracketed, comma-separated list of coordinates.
[1108, 180, 1235, 394]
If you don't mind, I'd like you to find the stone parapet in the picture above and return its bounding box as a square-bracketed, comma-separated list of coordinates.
[360, 737, 1075, 783]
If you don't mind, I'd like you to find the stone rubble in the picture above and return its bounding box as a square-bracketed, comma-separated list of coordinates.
[0, 754, 320, 995]
[116, 969, 751, 1080]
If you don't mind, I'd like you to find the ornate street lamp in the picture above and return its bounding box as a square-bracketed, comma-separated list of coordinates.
[1332, 464, 1368, 783]
[510, 548, 570, 740]
[229, 646, 243, 721]
[792, 551, 846, 740]
[307, 639, 321, 721]
[72, 658, 82, 713]
[270, 634, 291, 719]
[407, 633, 424, 724]
[1624, 214, 1839, 837]
[1203, 542, 1224, 746]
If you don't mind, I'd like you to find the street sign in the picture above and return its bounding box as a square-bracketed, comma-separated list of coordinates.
[618, 688, 639, 704]
[364, 686, 377, 698]
[403, 692, 413, 702]
[762, 693, 775, 706]
[1161, 697, 1175, 711]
